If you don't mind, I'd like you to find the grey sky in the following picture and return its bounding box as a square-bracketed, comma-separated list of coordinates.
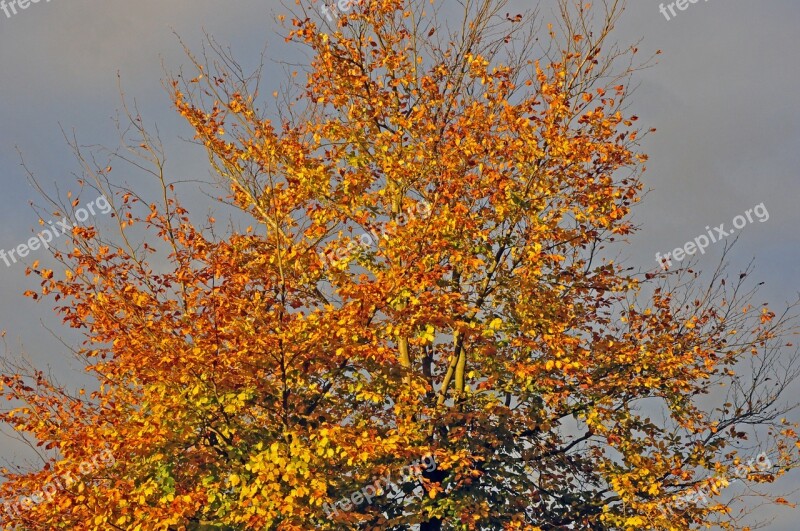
[0, 0, 798, 528]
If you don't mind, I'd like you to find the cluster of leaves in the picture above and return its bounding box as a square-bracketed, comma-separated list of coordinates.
[0, 0, 798, 529]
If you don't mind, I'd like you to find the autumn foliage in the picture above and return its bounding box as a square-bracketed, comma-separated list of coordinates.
[1, 0, 799, 529]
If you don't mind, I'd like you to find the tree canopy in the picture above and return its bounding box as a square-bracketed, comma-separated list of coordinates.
[1, 0, 799, 529]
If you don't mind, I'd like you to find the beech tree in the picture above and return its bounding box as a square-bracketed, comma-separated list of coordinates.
[1, 0, 799, 529]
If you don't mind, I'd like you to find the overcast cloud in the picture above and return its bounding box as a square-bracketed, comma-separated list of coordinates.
[0, 0, 798, 528]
